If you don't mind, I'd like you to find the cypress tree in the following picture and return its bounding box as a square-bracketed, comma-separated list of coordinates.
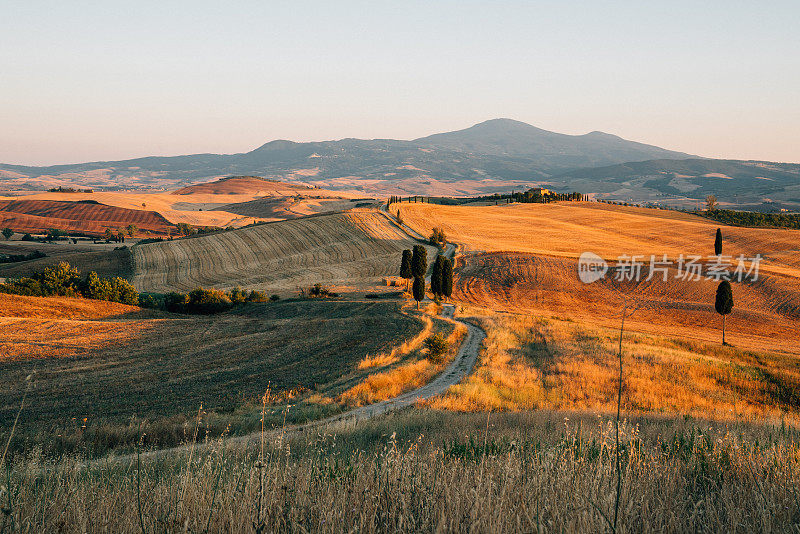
[442, 258, 453, 299]
[431, 255, 444, 296]
[412, 276, 425, 309]
[400, 249, 413, 291]
[715, 280, 734, 345]
[714, 228, 723, 255]
[411, 245, 427, 279]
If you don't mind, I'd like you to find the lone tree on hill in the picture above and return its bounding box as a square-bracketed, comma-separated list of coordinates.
[714, 228, 723, 255]
[400, 249, 413, 291]
[411, 245, 427, 279]
[706, 194, 718, 211]
[412, 276, 425, 309]
[715, 280, 734, 345]
[396, 209, 403, 225]
[442, 258, 453, 300]
[2, 228, 12, 240]
[431, 255, 444, 296]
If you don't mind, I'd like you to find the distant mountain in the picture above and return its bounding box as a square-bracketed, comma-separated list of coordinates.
[414, 118, 692, 169]
[2, 119, 796, 209]
[0, 119, 693, 196]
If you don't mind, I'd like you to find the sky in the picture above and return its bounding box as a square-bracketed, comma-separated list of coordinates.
[1, 1, 798, 166]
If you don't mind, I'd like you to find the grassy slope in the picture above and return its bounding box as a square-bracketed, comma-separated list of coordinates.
[0, 241, 133, 279]
[0, 295, 425, 454]
[430, 309, 800, 422]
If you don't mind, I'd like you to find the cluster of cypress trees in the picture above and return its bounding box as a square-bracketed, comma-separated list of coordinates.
[400, 246, 453, 308]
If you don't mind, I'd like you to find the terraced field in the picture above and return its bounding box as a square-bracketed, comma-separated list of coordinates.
[0, 199, 176, 236]
[132, 210, 432, 294]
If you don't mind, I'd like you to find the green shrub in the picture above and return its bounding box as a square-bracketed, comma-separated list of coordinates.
[270, 294, 280, 302]
[245, 289, 270, 303]
[164, 292, 188, 313]
[424, 333, 449, 363]
[228, 286, 248, 304]
[184, 288, 233, 314]
[138, 293, 163, 309]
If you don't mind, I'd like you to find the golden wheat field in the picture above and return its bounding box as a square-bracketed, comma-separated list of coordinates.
[398, 201, 800, 277]
[395, 201, 800, 353]
[132, 210, 436, 294]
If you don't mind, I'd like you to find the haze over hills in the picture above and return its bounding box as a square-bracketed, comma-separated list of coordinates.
[1, 118, 797, 210]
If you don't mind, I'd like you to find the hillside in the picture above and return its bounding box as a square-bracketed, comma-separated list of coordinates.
[132, 210, 435, 294]
[174, 175, 319, 195]
[0, 199, 176, 236]
[553, 158, 800, 211]
[398, 201, 800, 353]
[414, 118, 692, 164]
[0, 295, 425, 453]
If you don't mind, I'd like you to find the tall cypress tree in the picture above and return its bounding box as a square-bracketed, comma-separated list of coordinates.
[431, 255, 444, 296]
[714, 228, 723, 255]
[442, 258, 453, 299]
[715, 280, 734, 345]
[400, 249, 413, 291]
[412, 276, 425, 309]
[411, 245, 427, 279]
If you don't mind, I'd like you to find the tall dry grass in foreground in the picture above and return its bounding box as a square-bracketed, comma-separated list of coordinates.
[2, 411, 799, 532]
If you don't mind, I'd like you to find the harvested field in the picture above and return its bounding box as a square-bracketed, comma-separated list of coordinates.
[132, 210, 435, 294]
[455, 252, 800, 355]
[174, 176, 320, 195]
[0, 199, 176, 236]
[399, 201, 800, 277]
[0, 296, 425, 454]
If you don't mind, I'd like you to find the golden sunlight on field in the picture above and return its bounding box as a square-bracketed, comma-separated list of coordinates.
[430, 309, 800, 423]
[399, 201, 800, 277]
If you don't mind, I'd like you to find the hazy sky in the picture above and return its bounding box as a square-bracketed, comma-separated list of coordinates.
[2, 1, 798, 166]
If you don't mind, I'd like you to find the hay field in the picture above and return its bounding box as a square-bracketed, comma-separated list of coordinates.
[399, 201, 800, 277]
[0, 295, 424, 455]
[456, 252, 800, 355]
[0, 191, 268, 228]
[132, 210, 434, 294]
[0, 199, 176, 236]
[430, 309, 800, 422]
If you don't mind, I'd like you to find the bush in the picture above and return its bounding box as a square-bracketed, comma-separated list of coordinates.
[424, 333, 449, 363]
[164, 292, 188, 313]
[244, 289, 270, 303]
[138, 293, 163, 309]
[429, 227, 447, 246]
[228, 286, 248, 304]
[270, 294, 280, 302]
[184, 288, 233, 314]
[21, 233, 34, 241]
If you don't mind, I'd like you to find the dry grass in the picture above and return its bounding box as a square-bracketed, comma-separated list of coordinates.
[431, 308, 800, 424]
[3, 410, 800, 532]
[0, 296, 425, 456]
[341, 307, 466, 407]
[400, 201, 800, 277]
[132, 211, 437, 294]
[456, 251, 800, 356]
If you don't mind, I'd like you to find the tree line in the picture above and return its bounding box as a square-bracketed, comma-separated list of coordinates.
[399, 245, 453, 308]
[388, 189, 585, 208]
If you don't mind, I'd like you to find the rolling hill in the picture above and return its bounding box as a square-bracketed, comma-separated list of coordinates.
[0, 199, 177, 236]
[131, 210, 435, 294]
